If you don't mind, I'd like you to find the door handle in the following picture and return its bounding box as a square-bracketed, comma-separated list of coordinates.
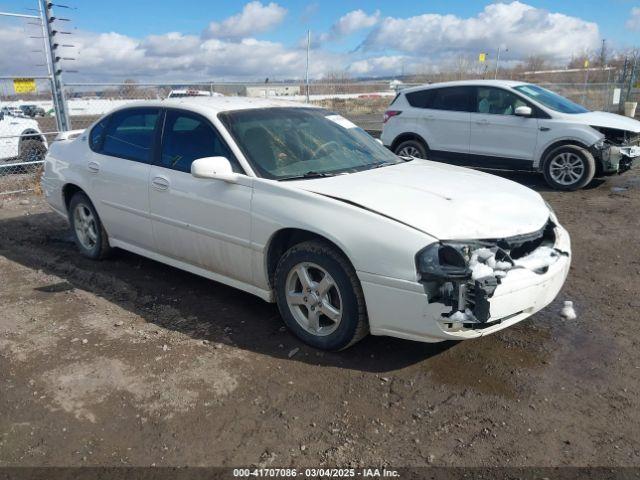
[87, 161, 100, 173]
[475, 119, 489, 125]
[151, 176, 170, 191]
[539, 126, 551, 132]
[425, 114, 435, 120]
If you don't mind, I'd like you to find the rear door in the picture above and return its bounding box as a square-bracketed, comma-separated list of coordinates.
[148, 109, 254, 284]
[413, 86, 472, 158]
[469, 86, 539, 167]
[86, 107, 160, 249]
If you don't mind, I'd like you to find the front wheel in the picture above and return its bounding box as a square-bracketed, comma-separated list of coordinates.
[274, 241, 368, 350]
[542, 145, 596, 191]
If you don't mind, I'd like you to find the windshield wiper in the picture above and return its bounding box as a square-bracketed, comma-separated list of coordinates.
[280, 171, 336, 181]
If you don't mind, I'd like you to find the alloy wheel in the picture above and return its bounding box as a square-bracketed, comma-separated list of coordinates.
[398, 145, 422, 158]
[73, 203, 98, 250]
[549, 152, 585, 186]
[285, 262, 343, 336]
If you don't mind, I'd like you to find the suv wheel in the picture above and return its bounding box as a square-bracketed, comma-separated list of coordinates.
[394, 139, 427, 159]
[274, 241, 368, 350]
[19, 139, 47, 166]
[69, 192, 111, 259]
[543, 145, 595, 191]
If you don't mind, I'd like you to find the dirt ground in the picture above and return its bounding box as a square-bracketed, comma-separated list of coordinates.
[1, 168, 639, 468]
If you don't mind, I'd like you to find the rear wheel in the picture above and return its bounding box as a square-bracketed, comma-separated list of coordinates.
[69, 192, 111, 259]
[274, 241, 368, 350]
[543, 145, 595, 191]
[394, 139, 427, 159]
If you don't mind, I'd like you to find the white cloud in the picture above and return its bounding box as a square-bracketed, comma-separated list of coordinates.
[141, 32, 201, 57]
[203, 1, 287, 39]
[348, 55, 412, 76]
[626, 7, 640, 31]
[332, 9, 380, 37]
[0, 1, 606, 82]
[305, 9, 380, 47]
[363, 1, 600, 61]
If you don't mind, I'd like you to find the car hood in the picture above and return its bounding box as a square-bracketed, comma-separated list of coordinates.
[565, 111, 640, 133]
[289, 160, 550, 240]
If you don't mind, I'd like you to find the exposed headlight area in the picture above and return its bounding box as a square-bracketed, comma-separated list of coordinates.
[416, 220, 568, 331]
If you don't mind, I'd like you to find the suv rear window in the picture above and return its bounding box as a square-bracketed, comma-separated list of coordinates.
[430, 87, 473, 112]
[405, 89, 435, 108]
[405, 87, 472, 112]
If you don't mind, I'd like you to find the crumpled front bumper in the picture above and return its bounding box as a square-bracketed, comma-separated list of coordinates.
[600, 144, 640, 174]
[359, 223, 571, 343]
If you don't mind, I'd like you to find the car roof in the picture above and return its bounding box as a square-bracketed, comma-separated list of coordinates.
[401, 79, 529, 94]
[108, 96, 316, 117]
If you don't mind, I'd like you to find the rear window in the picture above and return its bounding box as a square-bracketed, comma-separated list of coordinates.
[101, 108, 160, 163]
[406, 87, 472, 112]
[430, 87, 473, 112]
[405, 89, 435, 108]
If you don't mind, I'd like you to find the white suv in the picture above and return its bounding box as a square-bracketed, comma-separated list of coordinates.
[381, 80, 640, 190]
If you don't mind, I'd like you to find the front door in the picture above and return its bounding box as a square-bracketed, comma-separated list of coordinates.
[148, 109, 254, 284]
[469, 86, 539, 168]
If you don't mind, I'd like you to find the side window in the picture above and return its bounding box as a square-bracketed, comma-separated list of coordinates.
[430, 87, 473, 112]
[89, 117, 108, 152]
[101, 108, 160, 163]
[405, 89, 435, 108]
[476, 87, 528, 115]
[160, 110, 238, 174]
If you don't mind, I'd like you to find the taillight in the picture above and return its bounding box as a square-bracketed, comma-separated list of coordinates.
[383, 110, 402, 123]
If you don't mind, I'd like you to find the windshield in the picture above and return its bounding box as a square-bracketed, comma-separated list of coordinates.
[218, 107, 402, 180]
[514, 84, 589, 114]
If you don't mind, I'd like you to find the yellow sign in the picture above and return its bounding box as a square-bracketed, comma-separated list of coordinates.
[478, 53, 486, 63]
[583, 60, 590, 68]
[13, 78, 36, 94]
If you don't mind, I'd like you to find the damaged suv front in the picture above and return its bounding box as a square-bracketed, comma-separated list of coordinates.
[591, 126, 640, 175]
[415, 211, 571, 339]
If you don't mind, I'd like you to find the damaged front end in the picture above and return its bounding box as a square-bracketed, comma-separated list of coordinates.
[416, 220, 569, 332]
[590, 126, 640, 174]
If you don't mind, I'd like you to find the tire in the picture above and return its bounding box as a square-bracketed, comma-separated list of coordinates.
[68, 192, 111, 260]
[18, 139, 47, 164]
[394, 139, 428, 159]
[542, 145, 596, 191]
[274, 240, 368, 351]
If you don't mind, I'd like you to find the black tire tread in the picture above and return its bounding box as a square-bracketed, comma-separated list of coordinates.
[18, 139, 47, 163]
[542, 144, 596, 191]
[274, 240, 369, 350]
[394, 139, 428, 159]
[69, 192, 111, 260]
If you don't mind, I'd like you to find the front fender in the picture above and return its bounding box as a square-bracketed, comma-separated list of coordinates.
[534, 123, 603, 169]
[250, 178, 437, 290]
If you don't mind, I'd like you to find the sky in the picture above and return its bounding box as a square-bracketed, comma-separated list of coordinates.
[0, 0, 638, 82]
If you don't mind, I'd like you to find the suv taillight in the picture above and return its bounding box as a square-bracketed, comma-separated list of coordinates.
[383, 110, 402, 124]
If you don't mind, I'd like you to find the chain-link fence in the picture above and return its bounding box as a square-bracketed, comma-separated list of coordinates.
[0, 78, 55, 195]
[1, 76, 639, 195]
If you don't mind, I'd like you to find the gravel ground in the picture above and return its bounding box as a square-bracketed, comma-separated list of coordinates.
[1, 168, 639, 468]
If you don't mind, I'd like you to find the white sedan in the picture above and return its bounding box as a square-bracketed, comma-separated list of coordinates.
[41, 97, 571, 350]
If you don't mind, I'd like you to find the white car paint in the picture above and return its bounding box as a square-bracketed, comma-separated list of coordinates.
[41, 97, 571, 344]
[0, 115, 46, 161]
[381, 79, 640, 171]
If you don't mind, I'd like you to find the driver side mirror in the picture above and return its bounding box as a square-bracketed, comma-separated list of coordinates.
[191, 156, 238, 183]
[515, 106, 533, 117]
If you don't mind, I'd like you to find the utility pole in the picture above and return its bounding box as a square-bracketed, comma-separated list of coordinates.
[305, 30, 310, 103]
[495, 46, 507, 79]
[41, 0, 71, 131]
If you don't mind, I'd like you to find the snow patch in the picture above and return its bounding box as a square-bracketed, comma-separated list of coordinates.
[449, 308, 477, 323]
[560, 300, 577, 320]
